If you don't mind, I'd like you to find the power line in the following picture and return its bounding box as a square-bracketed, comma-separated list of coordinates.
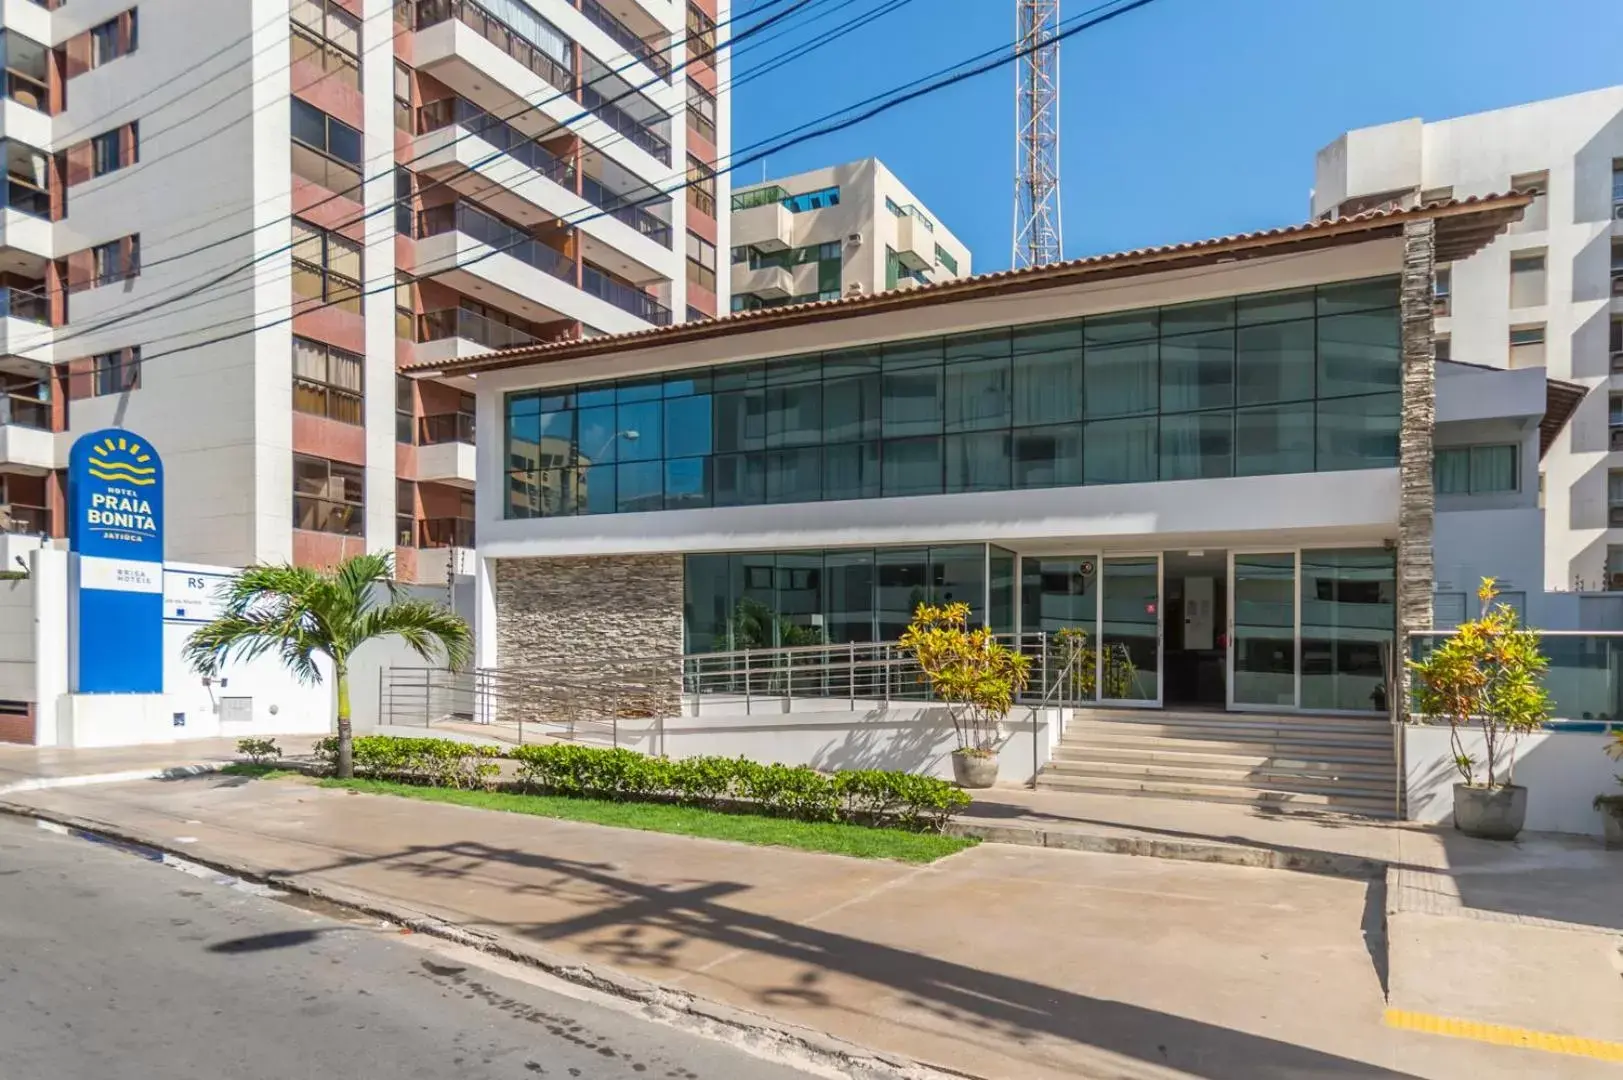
[34, 0, 847, 352]
[27, 0, 815, 353]
[118, 0, 1161, 368]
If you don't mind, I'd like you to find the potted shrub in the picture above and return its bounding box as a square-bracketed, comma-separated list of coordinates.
[1594, 731, 1623, 850]
[1408, 578, 1551, 841]
[900, 602, 1032, 788]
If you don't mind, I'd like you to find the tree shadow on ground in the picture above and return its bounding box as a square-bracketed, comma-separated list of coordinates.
[279, 839, 1425, 1080]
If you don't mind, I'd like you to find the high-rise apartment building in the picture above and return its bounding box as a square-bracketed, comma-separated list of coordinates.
[1313, 86, 1623, 592]
[0, 0, 727, 583]
[729, 158, 969, 312]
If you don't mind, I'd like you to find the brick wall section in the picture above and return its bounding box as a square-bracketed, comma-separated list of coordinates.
[0, 707, 35, 745]
[493, 554, 684, 723]
[1397, 218, 1437, 722]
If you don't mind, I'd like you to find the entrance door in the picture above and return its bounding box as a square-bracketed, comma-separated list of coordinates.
[1228, 552, 1298, 709]
[1162, 550, 1228, 707]
[1098, 555, 1160, 705]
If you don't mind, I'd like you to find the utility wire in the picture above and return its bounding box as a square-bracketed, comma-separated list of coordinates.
[32, 0, 836, 351]
[118, 0, 1161, 367]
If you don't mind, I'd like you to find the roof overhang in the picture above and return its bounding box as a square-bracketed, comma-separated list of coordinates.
[1542, 378, 1586, 458]
[409, 193, 1533, 380]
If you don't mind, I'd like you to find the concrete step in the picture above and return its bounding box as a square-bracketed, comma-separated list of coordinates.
[1058, 731, 1395, 762]
[1033, 772, 1399, 818]
[1065, 718, 1394, 749]
[1042, 758, 1396, 795]
[1084, 708, 1388, 731]
[1049, 743, 1396, 778]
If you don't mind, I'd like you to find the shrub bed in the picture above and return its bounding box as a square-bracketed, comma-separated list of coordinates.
[308, 736, 970, 833]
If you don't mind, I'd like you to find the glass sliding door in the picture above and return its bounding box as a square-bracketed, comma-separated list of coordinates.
[1099, 555, 1161, 704]
[1229, 552, 1297, 708]
[1299, 548, 1396, 713]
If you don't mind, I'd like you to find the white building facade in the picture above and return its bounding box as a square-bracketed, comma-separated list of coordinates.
[0, 0, 728, 599]
[1313, 85, 1623, 592]
[730, 157, 969, 312]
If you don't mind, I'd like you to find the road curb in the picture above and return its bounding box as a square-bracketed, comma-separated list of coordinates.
[0, 797, 984, 1080]
[0, 762, 225, 797]
[945, 819, 1387, 879]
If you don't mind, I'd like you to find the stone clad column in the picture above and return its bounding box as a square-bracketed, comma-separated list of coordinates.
[1397, 218, 1437, 722]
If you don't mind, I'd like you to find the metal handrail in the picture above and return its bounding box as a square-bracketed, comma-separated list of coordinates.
[1030, 636, 1088, 788]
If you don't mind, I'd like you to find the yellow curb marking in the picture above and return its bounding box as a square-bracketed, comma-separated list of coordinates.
[1384, 1008, 1623, 1062]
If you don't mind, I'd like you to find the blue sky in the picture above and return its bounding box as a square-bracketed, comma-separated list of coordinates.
[730, 0, 1623, 272]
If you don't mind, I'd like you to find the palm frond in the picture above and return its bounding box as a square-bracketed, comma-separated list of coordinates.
[354, 599, 472, 670]
[182, 612, 327, 684]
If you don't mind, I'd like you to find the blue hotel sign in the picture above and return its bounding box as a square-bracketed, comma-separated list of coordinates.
[68, 428, 165, 693]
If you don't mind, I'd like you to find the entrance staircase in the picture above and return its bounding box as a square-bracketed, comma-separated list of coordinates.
[1038, 709, 1400, 818]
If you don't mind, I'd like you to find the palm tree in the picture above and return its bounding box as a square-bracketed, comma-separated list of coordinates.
[183, 552, 471, 778]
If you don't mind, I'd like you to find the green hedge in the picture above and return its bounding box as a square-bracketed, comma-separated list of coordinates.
[309, 736, 970, 833]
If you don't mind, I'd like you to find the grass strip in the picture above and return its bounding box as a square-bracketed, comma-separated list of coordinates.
[219, 764, 302, 779]
[316, 777, 977, 863]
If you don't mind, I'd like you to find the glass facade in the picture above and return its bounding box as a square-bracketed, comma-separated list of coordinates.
[505, 277, 1403, 519]
[1300, 548, 1396, 712]
[683, 545, 1016, 653]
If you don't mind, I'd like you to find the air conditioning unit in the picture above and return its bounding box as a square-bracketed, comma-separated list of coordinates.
[845, 232, 862, 246]
[1613, 203, 1623, 221]
[1610, 350, 1623, 374]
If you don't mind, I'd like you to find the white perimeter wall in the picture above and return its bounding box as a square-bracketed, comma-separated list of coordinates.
[1405, 725, 1620, 836]
[0, 573, 34, 701]
[517, 697, 1063, 785]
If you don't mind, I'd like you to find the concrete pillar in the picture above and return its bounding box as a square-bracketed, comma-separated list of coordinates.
[1397, 218, 1437, 720]
[30, 546, 68, 746]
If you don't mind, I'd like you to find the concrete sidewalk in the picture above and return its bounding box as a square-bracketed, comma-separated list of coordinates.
[5, 772, 1619, 1079]
[0, 736, 313, 793]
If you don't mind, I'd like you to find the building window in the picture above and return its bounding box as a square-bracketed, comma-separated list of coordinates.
[1609, 470, 1623, 527]
[290, 98, 363, 194]
[92, 346, 139, 396]
[935, 244, 958, 275]
[783, 185, 839, 213]
[91, 235, 139, 286]
[1434, 334, 1450, 363]
[291, 217, 362, 314]
[90, 122, 137, 176]
[1614, 159, 1623, 210]
[685, 231, 716, 293]
[686, 156, 715, 217]
[291, 0, 361, 91]
[1612, 318, 1623, 370]
[1509, 170, 1548, 232]
[503, 275, 1403, 519]
[396, 375, 415, 444]
[393, 61, 412, 131]
[293, 453, 363, 536]
[397, 479, 417, 547]
[686, 80, 715, 144]
[88, 10, 137, 68]
[1508, 252, 1546, 308]
[394, 271, 414, 339]
[1432, 265, 1451, 316]
[1508, 325, 1545, 369]
[292, 336, 363, 425]
[1435, 444, 1518, 495]
[685, 2, 716, 56]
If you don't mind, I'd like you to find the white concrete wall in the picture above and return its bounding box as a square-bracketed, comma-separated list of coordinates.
[1405, 724, 1620, 836]
[0, 571, 33, 701]
[526, 697, 1061, 785]
[47, 0, 281, 567]
[1316, 86, 1623, 589]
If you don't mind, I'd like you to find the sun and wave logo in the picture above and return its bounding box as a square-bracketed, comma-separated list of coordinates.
[88, 435, 157, 487]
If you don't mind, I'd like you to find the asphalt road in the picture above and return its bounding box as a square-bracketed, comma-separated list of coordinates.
[0, 813, 825, 1080]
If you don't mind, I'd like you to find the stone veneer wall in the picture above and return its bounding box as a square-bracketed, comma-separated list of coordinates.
[493, 554, 684, 725]
[1397, 218, 1437, 724]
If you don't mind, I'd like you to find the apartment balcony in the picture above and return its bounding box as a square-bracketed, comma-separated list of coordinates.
[415, 96, 675, 279]
[414, 306, 542, 367]
[734, 263, 792, 300]
[412, 0, 671, 176]
[577, 0, 669, 80]
[893, 212, 933, 273]
[416, 412, 476, 488]
[732, 196, 793, 254]
[411, 517, 477, 582]
[414, 200, 665, 334]
[0, 286, 49, 358]
[0, 501, 48, 536]
[0, 391, 53, 471]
